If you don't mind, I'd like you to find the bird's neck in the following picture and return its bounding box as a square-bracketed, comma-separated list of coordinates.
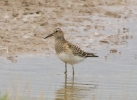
[55, 36, 66, 54]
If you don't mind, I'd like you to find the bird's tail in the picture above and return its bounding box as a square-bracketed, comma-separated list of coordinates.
[86, 53, 98, 57]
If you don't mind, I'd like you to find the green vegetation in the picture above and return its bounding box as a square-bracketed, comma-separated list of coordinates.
[0, 94, 8, 100]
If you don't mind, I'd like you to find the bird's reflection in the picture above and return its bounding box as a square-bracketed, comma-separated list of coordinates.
[55, 74, 97, 100]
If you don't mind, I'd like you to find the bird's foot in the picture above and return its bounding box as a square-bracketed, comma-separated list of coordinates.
[64, 71, 67, 74]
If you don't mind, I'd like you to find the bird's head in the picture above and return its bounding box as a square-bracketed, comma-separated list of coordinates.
[44, 28, 64, 39]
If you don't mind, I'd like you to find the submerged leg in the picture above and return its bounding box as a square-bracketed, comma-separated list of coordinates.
[72, 65, 74, 75]
[65, 74, 67, 87]
[64, 63, 67, 74]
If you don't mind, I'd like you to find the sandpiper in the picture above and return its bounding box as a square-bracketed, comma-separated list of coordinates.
[44, 28, 98, 75]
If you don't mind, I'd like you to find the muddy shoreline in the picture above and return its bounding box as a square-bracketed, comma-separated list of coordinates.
[0, 0, 136, 61]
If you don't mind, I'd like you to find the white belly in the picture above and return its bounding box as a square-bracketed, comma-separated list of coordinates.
[57, 52, 86, 65]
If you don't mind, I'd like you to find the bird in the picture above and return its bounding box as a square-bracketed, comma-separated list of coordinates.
[44, 28, 98, 75]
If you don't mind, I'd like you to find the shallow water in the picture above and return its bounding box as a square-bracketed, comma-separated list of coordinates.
[0, 32, 137, 100]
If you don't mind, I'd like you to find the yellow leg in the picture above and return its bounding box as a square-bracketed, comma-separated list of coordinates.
[64, 63, 67, 74]
[72, 65, 74, 75]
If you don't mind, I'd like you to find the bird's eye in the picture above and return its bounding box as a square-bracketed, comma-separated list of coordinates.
[56, 30, 58, 32]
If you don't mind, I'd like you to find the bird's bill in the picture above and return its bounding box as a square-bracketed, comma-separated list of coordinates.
[44, 33, 53, 39]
